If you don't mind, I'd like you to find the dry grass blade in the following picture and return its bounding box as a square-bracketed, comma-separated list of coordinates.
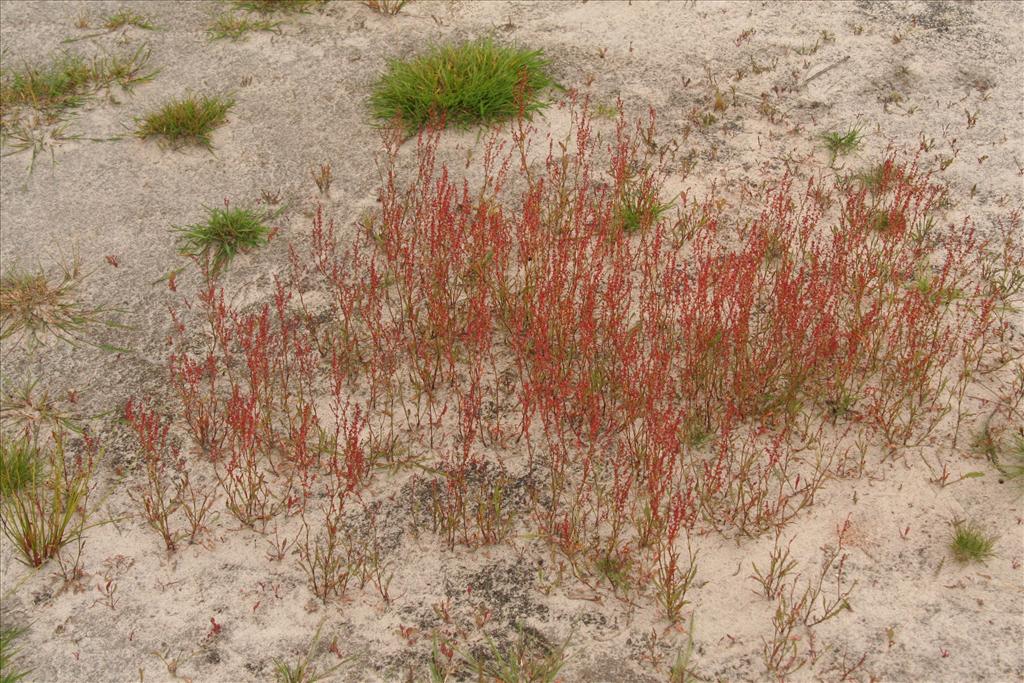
[0, 379, 79, 442]
[363, 0, 409, 15]
[0, 257, 124, 351]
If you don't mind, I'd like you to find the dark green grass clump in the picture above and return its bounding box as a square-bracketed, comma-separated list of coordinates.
[136, 94, 234, 148]
[176, 204, 273, 275]
[370, 39, 558, 134]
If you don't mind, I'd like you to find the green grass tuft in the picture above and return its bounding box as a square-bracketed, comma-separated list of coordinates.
[175, 204, 274, 275]
[618, 181, 674, 234]
[208, 14, 282, 40]
[950, 519, 996, 563]
[0, 431, 97, 568]
[822, 127, 862, 157]
[369, 38, 558, 134]
[136, 94, 235, 148]
[0, 434, 40, 497]
[0, 625, 30, 683]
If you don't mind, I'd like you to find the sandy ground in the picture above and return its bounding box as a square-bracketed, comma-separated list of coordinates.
[1, 1, 1022, 681]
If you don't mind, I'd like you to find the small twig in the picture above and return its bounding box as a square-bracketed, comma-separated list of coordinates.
[802, 55, 851, 87]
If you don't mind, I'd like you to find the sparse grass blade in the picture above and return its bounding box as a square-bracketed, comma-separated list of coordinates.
[208, 14, 282, 41]
[369, 39, 558, 134]
[99, 46, 158, 92]
[0, 53, 92, 115]
[136, 94, 235, 148]
[233, 0, 324, 13]
[103, 9, 156, 30]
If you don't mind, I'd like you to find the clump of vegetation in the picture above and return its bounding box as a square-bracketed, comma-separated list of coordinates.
[996, 432, 1024, 483]
[0, 46, 155, 125]
[175, 203, 274, 275]
[369, 38, 558, 134]
[854, 162, 888, 195]
[0, 380, 77, 443]
[593, 102, 618, 120]
[0, 257, 117, 349]
[0, 431, 97, 568]
[822, 127, 862, 158]
[136, 94, 235, 148]
[233, 0, 323, 13]
[272, 623, 341, 683]
[617, 179, 674, 233]
[1, 54, 96, 116]
[363, 0, 408, 14]
[459, 626, 570, 683]
[208, 14, 281, 40]
[975, 420, 1024, 485]
[0, 625, 30, 683]
[103, 9, 156, 30]
[0, 434, 40, 497]
[950, 519, 996, 563]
